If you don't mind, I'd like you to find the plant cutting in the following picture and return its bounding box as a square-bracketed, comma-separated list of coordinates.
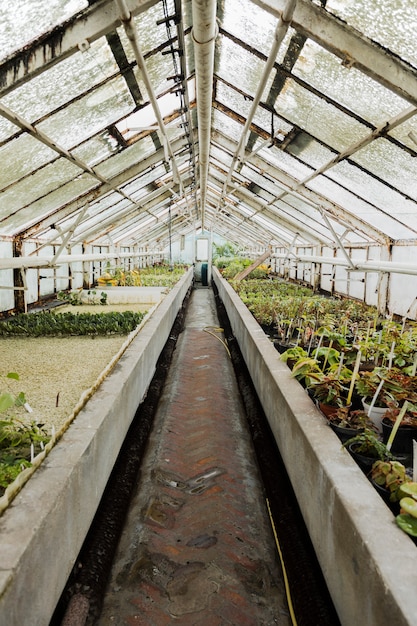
[370, 460, 410, 503]
[344, 428, 394, 472]
[0, 373, 50, 495]
[327, 407, 373, 443]
[396, 482, 417, 541]
[381, 401, 417, 460]
[307, 373, 350, 415]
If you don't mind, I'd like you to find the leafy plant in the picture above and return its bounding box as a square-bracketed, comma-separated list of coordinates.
[343, 429, 393, 461]
[328, 407, 373, 430]
[370, 460, 410, 502]
[0, 373, 50, 496]
[58, 290, 83, 306]
[396, 482, 417, 538]
[0, 310, 146, 337]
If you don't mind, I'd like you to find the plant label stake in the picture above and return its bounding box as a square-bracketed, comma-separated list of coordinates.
[414, 440, 417, 482]
[347, 350, 361, 406]
[368, 379, 385, 415]
[386, 401, 409, 452]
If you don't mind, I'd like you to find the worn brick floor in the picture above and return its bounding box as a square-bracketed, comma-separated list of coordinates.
[98, 287, 291, 625]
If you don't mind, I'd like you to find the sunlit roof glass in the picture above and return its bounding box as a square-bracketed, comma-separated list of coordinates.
[326, 0, 417, 68]
[292, 40, 408, 123]
[0, 0, 87, 59]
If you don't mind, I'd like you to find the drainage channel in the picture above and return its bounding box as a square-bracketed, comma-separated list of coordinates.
[50, 286, 192, 626]
[213, 282, 341, 626]
[50, 283, 340, 625]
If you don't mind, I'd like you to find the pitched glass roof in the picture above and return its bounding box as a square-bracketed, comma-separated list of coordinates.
[0, 0, 417, 256]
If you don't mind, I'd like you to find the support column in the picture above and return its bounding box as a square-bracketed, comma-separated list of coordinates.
[13, 237, 25, 313]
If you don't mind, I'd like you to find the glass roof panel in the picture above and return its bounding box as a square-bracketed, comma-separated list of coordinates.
[274, 80, 369, 151]
[0, 134, 57, 190]
[326, 0, 417, 68]
[1, 39, 120, 122]
[216, 81, 253, 122]
[0, 0, 87, 59]
[213, 108, 245, 143]
[352, 138, 417, 199]
[217, 36, 265, 99]
[221, 0, 276, 55]
[36, 77, 135, 150]
[329, 161, 417, 233]
[308, 175, 417, 240]
[0, 159, 81, 214]
[0, 175, 97, 236]
[292, 39, 408, 123]
[92, 136, 158, 179]
[257, 144, 313, 180]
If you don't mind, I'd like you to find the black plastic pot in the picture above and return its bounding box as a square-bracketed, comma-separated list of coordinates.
[329, 423, 363, 444]
[370, 479, 400, 515]
[381, 418, 417, 456]
[347, 442, 378, 473]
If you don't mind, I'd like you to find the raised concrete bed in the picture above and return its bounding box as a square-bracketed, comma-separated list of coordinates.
[0, 269, 193, 626]
[213, 267, 417, 626]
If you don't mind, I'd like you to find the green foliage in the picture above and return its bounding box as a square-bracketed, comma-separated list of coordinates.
[212, 242, 239, 263]
[0, 373, 50, 496]
[0, 310, 146, 337]
[344, 429, 393, 461]
[58, 290, 108, 305]
[396, 481, 417, 538]
[371, 460, 409, 502]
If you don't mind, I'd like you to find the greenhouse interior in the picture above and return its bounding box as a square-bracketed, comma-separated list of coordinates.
[1, 1, 417, 625]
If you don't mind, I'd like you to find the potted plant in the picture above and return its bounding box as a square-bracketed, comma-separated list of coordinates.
[327, 407, 374, 442]
[307, 372, 350, 417]
[396, 482, 417, 544]
[343, 429, 393, 473]
[370, 460, 410, 512]
[381, 401, 417, 458]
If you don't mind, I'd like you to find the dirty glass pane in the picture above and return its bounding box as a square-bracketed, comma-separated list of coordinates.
[352, 138, 417, 199]
[0, 175, 96, 236]
[326, 0, 417, 68]
[213, 108, 244, 143]
[309, 175, 417, 240]
[0, 159, 81, 214]
[0, 134, 57, 190]
[0, 0, 87, 59]
[330, 161, 417, 232]
[36, 77, 134, 150]
[292, 40, 407, 123]
[2, 40, 119, 122]
[217, 36, 266, 100]
[221, 0, 275, 55]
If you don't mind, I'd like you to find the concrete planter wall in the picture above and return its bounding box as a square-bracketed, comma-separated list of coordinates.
[0, 269, 193, 626]
[213, 267, 417, 626]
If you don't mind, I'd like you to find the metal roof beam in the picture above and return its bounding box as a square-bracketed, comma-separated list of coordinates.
[0, 0, 158, 97]
[254, 0, 417, 106]
[211, 130, 390, 244]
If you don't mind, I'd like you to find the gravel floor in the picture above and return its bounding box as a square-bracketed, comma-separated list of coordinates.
[1, 303, 151, 434]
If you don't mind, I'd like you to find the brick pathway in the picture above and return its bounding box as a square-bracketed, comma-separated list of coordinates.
[98, 288, 291, 625]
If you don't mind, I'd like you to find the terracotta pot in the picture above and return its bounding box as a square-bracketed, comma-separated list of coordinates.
[318, 402, 339, 418]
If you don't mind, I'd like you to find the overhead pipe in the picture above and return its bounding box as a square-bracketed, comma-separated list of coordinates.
[220, 0, 297, 198]
[115, 0, 183, 187]
[272, 252, 417, 276]
[0, 251, 167, 271]
[191, 0, 218, 231]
